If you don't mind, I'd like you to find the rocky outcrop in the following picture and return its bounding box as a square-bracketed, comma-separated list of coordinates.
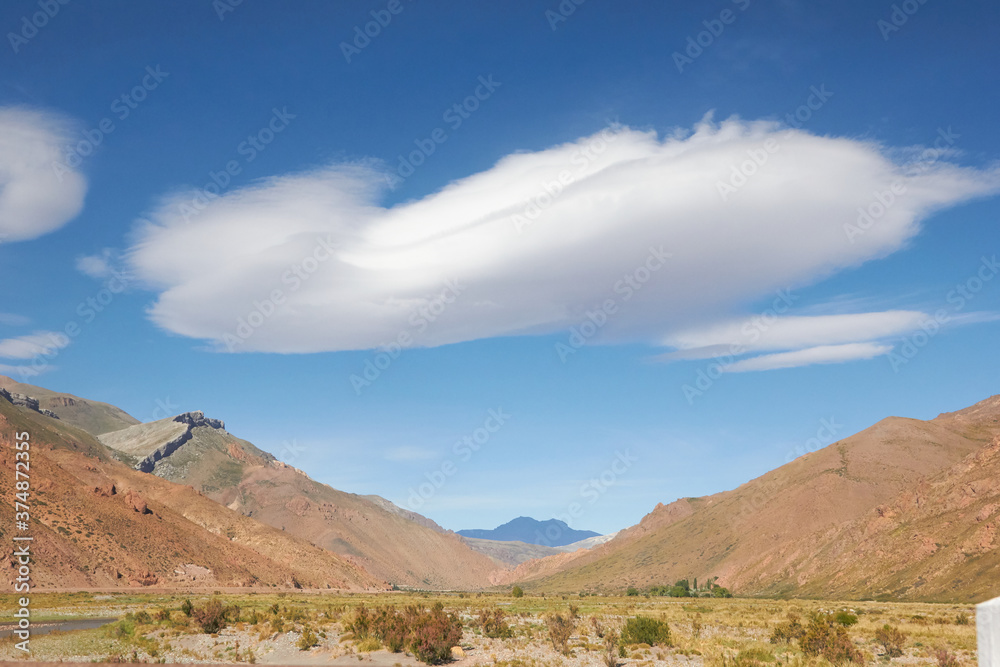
[124, 488, 151, 515]
[0, 388, 59, 419]
[94, 483, 117, 497]
[134, 411, 225, 473]
[175, 410, 225, 430]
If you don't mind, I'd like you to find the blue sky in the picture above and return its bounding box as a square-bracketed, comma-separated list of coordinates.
[1, 1, 999, 535]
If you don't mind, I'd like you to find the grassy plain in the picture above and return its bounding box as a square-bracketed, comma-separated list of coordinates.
[0, 591, 980, 665]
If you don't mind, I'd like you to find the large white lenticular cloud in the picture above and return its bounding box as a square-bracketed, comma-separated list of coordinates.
[127, 116, 1000, 367]
[0, 107, 87, 242]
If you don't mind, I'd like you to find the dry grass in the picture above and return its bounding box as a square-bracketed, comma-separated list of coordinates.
[0, 591, 980, 665]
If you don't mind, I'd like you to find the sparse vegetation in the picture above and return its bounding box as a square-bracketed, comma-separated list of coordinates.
[0, 591, 980, 666]
[544, 612, 573, 654]
[192, 598, 239, 634]
[348, 602, 462, 665]
[770, 613, 805, 644]
[835, 611, 859, 626]
[620, 615, 671, 647]
[511, 586, 524, 598]
[479, 606, 512, 639]
[800, 613, 864, 664]
[297, 626, 318, 650]
[875, 623, 907, 657]
[935, 648, 960, 667]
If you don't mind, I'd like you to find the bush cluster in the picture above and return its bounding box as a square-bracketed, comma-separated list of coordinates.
[620, 615, 671, 647]
[874, 624, 906, 658]
[192, 599, 241, 634]
[348, 603, 462, 665]
[479, 607, 512, 639]
[545, 613, 574, 653]
[769, 613, 805, 644]
[799, 614, 863, 664]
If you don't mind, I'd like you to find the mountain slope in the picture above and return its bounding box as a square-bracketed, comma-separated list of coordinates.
[463, 532, 620, 566]
[0, 393, 383, 590]
[99, 413, 498, 590]
[458, 517, 600, 546]
[509, 396, 1000, 601]
[778, 434, 1000, 601]
[0, 375, 139, 435]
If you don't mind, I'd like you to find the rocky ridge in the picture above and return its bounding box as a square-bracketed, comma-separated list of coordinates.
[0, 386, 59, 419]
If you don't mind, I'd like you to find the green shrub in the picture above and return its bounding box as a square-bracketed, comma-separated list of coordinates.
[107, 618, 136, 639]
[712, 586, 733, 598]
[298, 627, 318, 651]
[875, 624, 906, 658]
[621, 616, 671, 647]
[181, 599, 193, 617]
[511, 586, 524, 598]
[723, 647, 776, 666]
[479, 607, 512, 639]
[834, 611, 859, 626]
[626, 587, 640, 596]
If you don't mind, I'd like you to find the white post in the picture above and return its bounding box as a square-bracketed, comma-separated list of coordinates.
[979, 596, 1000, 667]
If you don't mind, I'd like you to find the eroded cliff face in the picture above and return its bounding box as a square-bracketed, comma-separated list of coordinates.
[0, 387, 59, 419]
[133, 411, 227, 472]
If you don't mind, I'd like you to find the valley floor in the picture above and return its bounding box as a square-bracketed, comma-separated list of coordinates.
[0, 592, 980, 666]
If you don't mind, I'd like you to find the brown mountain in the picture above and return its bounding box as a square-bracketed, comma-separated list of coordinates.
[0, 390, 384, 591]
[96, 412, 498, 590]
[0, 375, 139, 435]
[507, 396, 1000, 602]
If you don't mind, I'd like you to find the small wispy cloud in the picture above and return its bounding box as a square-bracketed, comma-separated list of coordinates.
[75, 248, 122, 279]
[722, 343, 893, 373]
[0, 331, 70, 360]
[0, 313, 30, 326]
